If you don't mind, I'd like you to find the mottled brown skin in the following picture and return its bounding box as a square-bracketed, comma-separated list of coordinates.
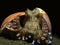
[21, 9, 43, 40]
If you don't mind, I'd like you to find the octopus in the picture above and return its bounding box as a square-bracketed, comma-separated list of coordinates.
[0, 8, 52, 45]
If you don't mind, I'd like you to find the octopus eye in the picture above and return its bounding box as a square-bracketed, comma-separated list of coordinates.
[0, 8, 52, 45]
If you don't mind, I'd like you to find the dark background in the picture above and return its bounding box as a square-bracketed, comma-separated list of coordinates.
[0, 0, 59, 37]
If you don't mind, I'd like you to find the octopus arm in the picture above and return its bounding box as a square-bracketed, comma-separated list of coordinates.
[0, 12, 25, 31]
[37, 8, 51, 31]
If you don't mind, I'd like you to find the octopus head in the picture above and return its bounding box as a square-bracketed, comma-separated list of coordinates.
[26, 8, 40, 17]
